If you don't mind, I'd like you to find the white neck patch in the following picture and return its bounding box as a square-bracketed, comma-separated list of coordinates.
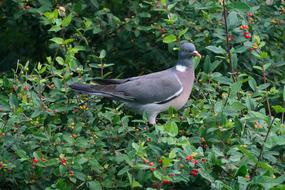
[176, 65, 187, 72]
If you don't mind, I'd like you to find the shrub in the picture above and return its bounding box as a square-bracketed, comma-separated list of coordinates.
[0, 0, 284, 189]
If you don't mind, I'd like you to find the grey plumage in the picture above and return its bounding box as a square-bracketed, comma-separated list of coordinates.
[70, 41, 201, 124]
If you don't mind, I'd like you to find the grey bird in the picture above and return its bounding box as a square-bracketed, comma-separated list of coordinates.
[70, 41, 201, 124]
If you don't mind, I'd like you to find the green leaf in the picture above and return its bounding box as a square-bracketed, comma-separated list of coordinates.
[161, 0, 167, 6]
[56, 179, 72, 190]
[235, 165, 248, 177]
[231, 52, 238, 70]
[169, 149, 176, 159]
[164, 121, 178, 137]
[99, 50, 106, 59]
[88, 181, 102, 190]
[162, 157, 172, 167]
[153, 170, 162, 180]
[248, 111, 270, 124]
[163, 34, 176, 44]
[117, 166, 130, 176]
[272, 105, 285, 113]
[138, 12, 151, 18]
[62, 14, 73, 27]
[50, 37, 64, 45]
[206, 46, 226, 54]
[257, 162, 274, 173]
[167, 3, 176, 11]
[62, 133, 74, 145]
[238, 146, 258, 163]
[228, 12, 238, 27]
[266, 136, 285, 149]
[211, 60, 222, 73]
[230, 81, 242, 98]
[248, 77, 257, 91]
[89, 159, 104, 173]
[251, 175, 285, 189]
[55, 56, 64, 65]
[263, 63, 272, 71]
[128, 172, 142, 188]
[45, 158, 58, 167]
[203, 55, 211, 73]
[131, 180, 142, 188]
[15, 149, 29, 160]
[228, 2, 250, 10]
[178, 28, 188, 38]
[253, 65, 262, 71]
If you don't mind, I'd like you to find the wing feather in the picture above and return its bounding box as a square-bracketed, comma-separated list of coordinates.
[115, 70, 183, 104]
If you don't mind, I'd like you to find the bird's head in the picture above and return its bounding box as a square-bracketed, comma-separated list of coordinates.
[178, 41, 201, 59]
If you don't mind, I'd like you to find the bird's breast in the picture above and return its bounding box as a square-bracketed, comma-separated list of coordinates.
[170, 69, 195, 109]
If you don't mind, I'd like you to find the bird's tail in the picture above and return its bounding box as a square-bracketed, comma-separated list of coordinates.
[70, 83, 114, 97]
[70, 83, 134, 100]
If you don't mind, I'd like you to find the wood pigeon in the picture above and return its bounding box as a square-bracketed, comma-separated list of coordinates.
[70, 41, 201, 124]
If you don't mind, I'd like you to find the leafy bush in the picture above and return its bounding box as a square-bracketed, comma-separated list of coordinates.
[0, 0, 285, 189]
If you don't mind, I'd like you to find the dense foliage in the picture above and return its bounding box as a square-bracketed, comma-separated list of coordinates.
[0, 0, 285, 189]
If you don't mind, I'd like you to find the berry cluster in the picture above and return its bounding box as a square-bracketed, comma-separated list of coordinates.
[239, 12, 254, 39]
[141, 152, 207, 186]
[240, 25, 251, 39]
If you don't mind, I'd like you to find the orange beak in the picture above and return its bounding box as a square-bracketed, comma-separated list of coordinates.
[192, 51, 202, 58]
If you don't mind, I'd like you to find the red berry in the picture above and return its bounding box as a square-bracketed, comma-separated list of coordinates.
[47, 108, 52, 112]
[244, 34, 251, 39]
[170, 173, 176, 177]
[148, 162, 154, 166]
[240, 25, 248, 30]
[162, 179, 171, 185]
[190, 169, 198, 176]
[143, 159, 149, 164]
[247, 12, 253, 17]
[60, 158, 67, 166]
[159, 159, 163, 164]
[23, 85, 29, 91]
[186, 155, 193, 161]
[193, 159, 198, 165]
[32, 157, 38, 164]
[150, 167, 156, 171]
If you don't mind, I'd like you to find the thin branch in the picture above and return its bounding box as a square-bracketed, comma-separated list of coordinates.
[252, 117, 276, 174]
[222, 0, 237, 82]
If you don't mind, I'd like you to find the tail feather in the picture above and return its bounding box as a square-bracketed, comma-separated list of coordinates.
[70, 83, 134, 100]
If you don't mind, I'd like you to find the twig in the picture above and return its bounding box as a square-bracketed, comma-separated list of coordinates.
[252, 117, 276, 174]
[261, 65, 272, 117]
[222, 0, 237, 82]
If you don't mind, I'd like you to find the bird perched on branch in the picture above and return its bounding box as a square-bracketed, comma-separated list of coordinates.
[70, 41, 201, 124]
